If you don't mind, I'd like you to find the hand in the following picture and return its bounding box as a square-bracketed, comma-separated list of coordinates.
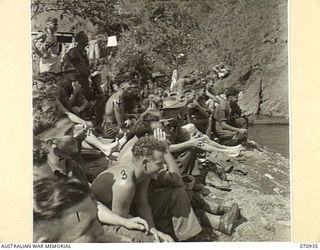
[72, 81, 82, 93]
[72, 106, 81, 114]
[153, 128, 167, 142]
[150, 228, 174, 242]
[73, 124, 87, 141]
[124, 217, 149, 233]
[124, 119, 132, 128]
[187, 136, 205, 148]
[238, 128, 248, 134]
[187, 103, 197, 109]
[88, 78, 93, 88]
[85, 121, 94, 128]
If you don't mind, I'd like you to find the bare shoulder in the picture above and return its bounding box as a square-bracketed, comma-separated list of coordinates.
[109, 164, 136, 188]
[109, 92, 119, 101]
[105, 92, 118, 106]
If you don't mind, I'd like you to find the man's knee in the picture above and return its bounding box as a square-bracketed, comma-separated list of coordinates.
[183, 123, 197, 134]
[130, 231, 154, 243]
[218, 130, 235, 139]
[170, 187, 189, 204]
[117, 227, 154, 242]
[235, 117, 248, 129]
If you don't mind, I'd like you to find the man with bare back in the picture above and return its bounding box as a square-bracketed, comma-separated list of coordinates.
[102, 77, 132, 139]
[91, 136, 202, 242]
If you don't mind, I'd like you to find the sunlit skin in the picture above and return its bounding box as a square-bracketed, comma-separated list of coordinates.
[93, 134, 175, 242]
[46, 20, 58, 34]
[34, 197, 105, 243]
[104, 82, 132, 129]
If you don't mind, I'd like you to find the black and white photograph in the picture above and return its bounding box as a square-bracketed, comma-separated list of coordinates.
[31, 0, 290, 243]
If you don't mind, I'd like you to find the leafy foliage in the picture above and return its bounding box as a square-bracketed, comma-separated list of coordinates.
[31, 0, 202, 82]
[31, 0, 258, 84]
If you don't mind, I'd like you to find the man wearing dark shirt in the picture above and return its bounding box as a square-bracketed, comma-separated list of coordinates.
[64, 31, 91, 99]
[214, 87, 248, 146]
[55, 65, 89, 118]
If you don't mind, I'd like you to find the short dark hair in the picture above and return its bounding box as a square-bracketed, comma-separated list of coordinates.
[75, 31, 88, 43]
[33, 138, 48, 165]
[33, 72, 56, 85]
[33, 178, 90, 222]
[226, 87, 239, 98]
[46, 17, 58, 24]
[114, 74, 131, 86]
[134, 112, 160, 138]
[132, 136, 167, 158]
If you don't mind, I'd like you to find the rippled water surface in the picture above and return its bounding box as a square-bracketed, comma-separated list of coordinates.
[248, 124, 289, 158]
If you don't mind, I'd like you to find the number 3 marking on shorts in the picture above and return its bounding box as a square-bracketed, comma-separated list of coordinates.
[121, 170, 127, 180]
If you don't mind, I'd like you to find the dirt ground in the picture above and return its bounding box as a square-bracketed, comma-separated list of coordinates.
[195, 142, 290, 242]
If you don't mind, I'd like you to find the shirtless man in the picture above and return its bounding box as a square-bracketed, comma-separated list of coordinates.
[91, 136, 202, 242]
[102, 78, 132, 138]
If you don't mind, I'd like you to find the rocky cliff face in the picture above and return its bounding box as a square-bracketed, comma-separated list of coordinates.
[179, 0, 288, 117]
[135, 0, 288, 117]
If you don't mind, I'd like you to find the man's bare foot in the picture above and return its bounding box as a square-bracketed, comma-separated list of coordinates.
[106, 151, 120, 161]
[226, 150, 240, 157]
[234, 144, 245, 151]
[225, 146, 243, 157]
[118, 133, 127, 149]
[100, 139, 119, 158]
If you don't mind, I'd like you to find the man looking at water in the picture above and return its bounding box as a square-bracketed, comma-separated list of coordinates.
[214, 87, 248, 146]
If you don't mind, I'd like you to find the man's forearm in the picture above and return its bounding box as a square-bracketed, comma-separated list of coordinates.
[79, 99, 89, 112]
[164, 151, 180, 175]
[206, 89, 221, 103]
[169, 141, 191, 153]
[114, 108, 125, 128]
[136, 205, 155, 230]
[97, 202, 128, 227]
[68, 92, 80, 107]
[195, 105, 210, 118]
[65, 111, 87, 125]
[221, 122, 240, 132]
[84, 131, 107, 150]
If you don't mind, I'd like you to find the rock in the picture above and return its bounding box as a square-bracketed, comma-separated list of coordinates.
[260, 217, 268, 226]
[265, 173, 274, 180]
[238, 75, 261, 114]
[273, 187, 280, 193]
[265, 223, 276, 232]
[277, 220, 291, 227]
[260, 63, 288, 116]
